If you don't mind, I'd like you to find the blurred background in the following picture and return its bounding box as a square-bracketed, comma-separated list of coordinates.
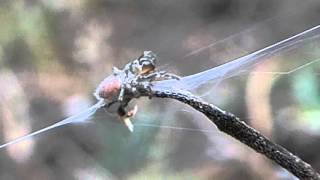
[0, 0, 320, 179]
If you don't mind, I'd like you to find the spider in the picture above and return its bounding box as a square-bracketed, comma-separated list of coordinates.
[94, 51, 180, 131]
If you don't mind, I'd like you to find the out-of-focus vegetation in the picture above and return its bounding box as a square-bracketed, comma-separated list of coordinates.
[0, 0, 320, 179]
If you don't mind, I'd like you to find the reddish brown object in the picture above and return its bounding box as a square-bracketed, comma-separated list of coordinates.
[96, 75, 122, 101]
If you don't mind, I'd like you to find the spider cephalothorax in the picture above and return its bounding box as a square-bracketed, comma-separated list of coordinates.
[95, 51, 179, 131]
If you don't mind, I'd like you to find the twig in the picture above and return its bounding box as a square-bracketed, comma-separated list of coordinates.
[132, 83, 320, 180]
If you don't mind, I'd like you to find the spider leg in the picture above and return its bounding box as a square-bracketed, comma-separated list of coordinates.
[155, 70, 180, 80]
[145, 83, 153, 99]
[159, 71, 181, 80]
[138, 71, 180, 81]
[118, 84, 125, 102]
[132, 81, 153, 99]
[117, 104, 138, 132]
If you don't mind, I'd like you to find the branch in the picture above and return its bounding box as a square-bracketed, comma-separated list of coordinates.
[132, 83, 320, 180]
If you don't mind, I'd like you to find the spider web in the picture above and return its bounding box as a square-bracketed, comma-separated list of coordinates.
[132, 25, 320, 133]
[1, 14, 320, 150]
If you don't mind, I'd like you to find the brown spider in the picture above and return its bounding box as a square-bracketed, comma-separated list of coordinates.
[94, 51, 180, 131]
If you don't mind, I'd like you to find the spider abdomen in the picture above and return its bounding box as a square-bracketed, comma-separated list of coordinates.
[94, 75, 122, 101]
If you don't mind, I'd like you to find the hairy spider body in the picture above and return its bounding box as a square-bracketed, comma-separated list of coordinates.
[95, 51, 180, 131]
[95, 75, 121, 101]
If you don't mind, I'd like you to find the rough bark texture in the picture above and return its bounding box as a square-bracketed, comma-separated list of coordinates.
[133, 85, 320, 180]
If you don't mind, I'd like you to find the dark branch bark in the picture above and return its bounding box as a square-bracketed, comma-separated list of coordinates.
[132, 84, 320, 180]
